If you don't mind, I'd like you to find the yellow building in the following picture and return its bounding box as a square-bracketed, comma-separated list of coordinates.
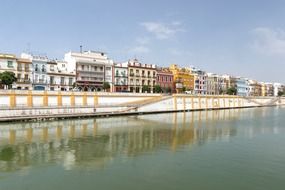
[169, 64, 194, 93]
[261, 83, 267, 96]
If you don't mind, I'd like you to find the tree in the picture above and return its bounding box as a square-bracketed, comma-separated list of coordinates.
[102, 82, 110, 92]
[277, 91, 284, 97]
[166, 87, 172, 94]
[154, 85, 162, 93]
[0, 71, 17, 89]
[219, 89, 225, 95]
[226, 87, 237, 95]
[142, 85, 150, 93]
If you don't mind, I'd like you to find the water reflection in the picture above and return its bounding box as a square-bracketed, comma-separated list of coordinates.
[0, 107, 283, 172]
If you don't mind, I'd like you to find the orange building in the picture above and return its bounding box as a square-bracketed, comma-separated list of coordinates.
[169, 64, 195, 93]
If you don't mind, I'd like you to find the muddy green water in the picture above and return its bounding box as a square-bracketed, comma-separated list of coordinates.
[0, 107, 284, 190]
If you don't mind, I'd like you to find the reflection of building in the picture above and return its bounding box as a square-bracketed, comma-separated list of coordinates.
[64, 51, 114, 91]
[127, 59, 157, 93]
[113, 62, 128, 92]
[0, 110, 245, 171]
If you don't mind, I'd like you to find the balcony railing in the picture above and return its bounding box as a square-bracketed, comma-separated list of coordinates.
[34, 80, 47, 84]
[17, 78, 31, 84]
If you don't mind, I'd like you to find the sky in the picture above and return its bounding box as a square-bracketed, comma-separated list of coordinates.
[1, 0, 285, 83]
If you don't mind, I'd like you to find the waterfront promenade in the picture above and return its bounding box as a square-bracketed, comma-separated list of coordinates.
[0, 90, 284, 122]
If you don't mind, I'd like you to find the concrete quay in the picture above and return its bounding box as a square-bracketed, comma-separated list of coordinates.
[0, 90, 284, 122]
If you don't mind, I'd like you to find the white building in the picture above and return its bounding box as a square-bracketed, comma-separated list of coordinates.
[21, 53, 48, 90]
[192, 68, 207, 95]
[113, 62, 128, 92]
[0, 53, 17, 89]
[64, 51, 114, 91]
[47, 60, 76, 91]
[273, 83, 284, 96]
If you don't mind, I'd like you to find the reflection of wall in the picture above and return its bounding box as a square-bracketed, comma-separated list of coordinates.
[3, 108, 278, 172]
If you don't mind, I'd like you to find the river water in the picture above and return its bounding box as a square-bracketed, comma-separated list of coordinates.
[0, 107, 284, 190]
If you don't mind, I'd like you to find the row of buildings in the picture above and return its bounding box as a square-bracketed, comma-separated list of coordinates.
[0, 50, 284, 96]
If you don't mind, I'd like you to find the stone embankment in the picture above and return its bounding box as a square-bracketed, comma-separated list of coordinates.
[0, 90, 284, 122]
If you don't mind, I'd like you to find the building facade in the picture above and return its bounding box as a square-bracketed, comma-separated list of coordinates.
[169, 64, 194, 93]
[236, 78, 249, 96]
[15, 58, 32, 90]
[273, 83, 284, 96]
[156, 68, 174, 93]
[64, 51, 113, 91]
[206, 73, 219, 95]
[21, 53, 48, 90]
[217, 75, 227, 94]
[0, 53, 17, 89]
[248, 80, 262, 96]
[128, 59, 157, 93]
[192, 68, 207, 95]
[47, 60, 76, 91]
[113, 62, 128, 92]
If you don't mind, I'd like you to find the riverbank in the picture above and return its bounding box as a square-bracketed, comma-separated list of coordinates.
[0, 90, 284, 122]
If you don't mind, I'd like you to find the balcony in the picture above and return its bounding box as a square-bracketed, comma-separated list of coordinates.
[17, 78, 31, 84]
[34, 79, 47, 85]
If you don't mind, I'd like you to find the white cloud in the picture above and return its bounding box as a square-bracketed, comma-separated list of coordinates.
[251, 27, 285, 56]
[128, 46, 150, 54]
[141, 21, 184, 40]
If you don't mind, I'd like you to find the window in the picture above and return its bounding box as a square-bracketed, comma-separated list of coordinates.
[7, 60, 13, 68]
[17, 63, 22, 71]
[50, 76, 54, 84]
[24, 74, 28, 80]
[42, 65, 46, 72]
[106, 67, 111, 71]
[50, 65, 54, 71]
[60, 77, 65, 85]
[35, 64, 38, 72]
[25, 65, 29, 72]
[69, 78, 73, 86]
